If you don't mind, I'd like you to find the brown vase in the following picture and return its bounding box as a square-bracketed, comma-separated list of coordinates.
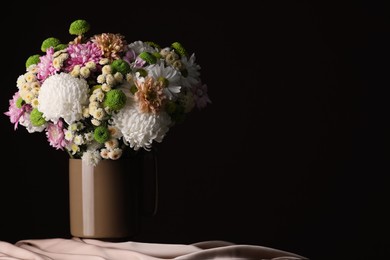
[69, 158, 138, 239]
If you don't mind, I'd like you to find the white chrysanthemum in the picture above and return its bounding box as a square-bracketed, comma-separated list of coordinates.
[146, 63, 181, 100]
[111, 103, 171, 151]
[82, 150, 102, 167]
[180, 54, 201, 88]
[128, 41, 156, 55]
[38, 73, 89, 124]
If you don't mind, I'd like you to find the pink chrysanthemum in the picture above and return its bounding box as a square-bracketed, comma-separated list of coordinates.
[65, 42, 103, 72]
[46, 120, 67, 150]
[4, 92, 32, 130]
[193, 83, 211, 109]
[37, 47, 58, 81]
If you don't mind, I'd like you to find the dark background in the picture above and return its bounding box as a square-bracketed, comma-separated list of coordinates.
[1, 1, 389, 259]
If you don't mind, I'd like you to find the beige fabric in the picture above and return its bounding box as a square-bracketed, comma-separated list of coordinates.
[0, 238, 308, 260]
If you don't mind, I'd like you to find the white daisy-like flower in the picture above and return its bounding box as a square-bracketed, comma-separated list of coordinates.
[74, 135, 84, 145]
[146, 63, 181, 100]
[111, 102, 171, 151]
[70, 143, 80, 155]
[21, 83, 31, 91]
[81, 150, 102, 167]
[38, 73, 89, 124]
[31, 98, 39, 108]
[84, 132, 94, 142]
[24, 92, 34, 103]
[25, 73, 36, 82]
[64, 129, 74, 141]
[70, 123, 78, 132]
[128, 41, 156, 55]
[180, 54, 201, 88]
[76, 122, 85, 130]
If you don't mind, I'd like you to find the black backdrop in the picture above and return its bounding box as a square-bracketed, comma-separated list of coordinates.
[1, 1, 389, 259]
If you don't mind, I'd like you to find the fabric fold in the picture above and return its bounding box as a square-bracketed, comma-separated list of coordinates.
[0, 238, 308, 260]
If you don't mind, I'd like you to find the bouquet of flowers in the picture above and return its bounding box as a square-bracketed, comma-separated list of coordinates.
[5, 19, 211, 166]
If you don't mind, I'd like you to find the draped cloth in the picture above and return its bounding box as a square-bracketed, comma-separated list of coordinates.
[0, 238, 308, 260]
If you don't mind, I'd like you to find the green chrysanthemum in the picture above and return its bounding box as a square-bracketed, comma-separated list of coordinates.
[69, 19, 90, 35]
[111, 59, 131, 75]
[54, 44, 68, 51]
[30, 108, 46, 126]
[139, 52, 157, 64]
[41, 37, 61, 52]
[94, 126, 110, 144]
[103, 89, 127, 111]
[171, 42, 187, 57]
[25, 54, 40, 68]
[146, 41, 161, 50]
[16, 97, 25, 108]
